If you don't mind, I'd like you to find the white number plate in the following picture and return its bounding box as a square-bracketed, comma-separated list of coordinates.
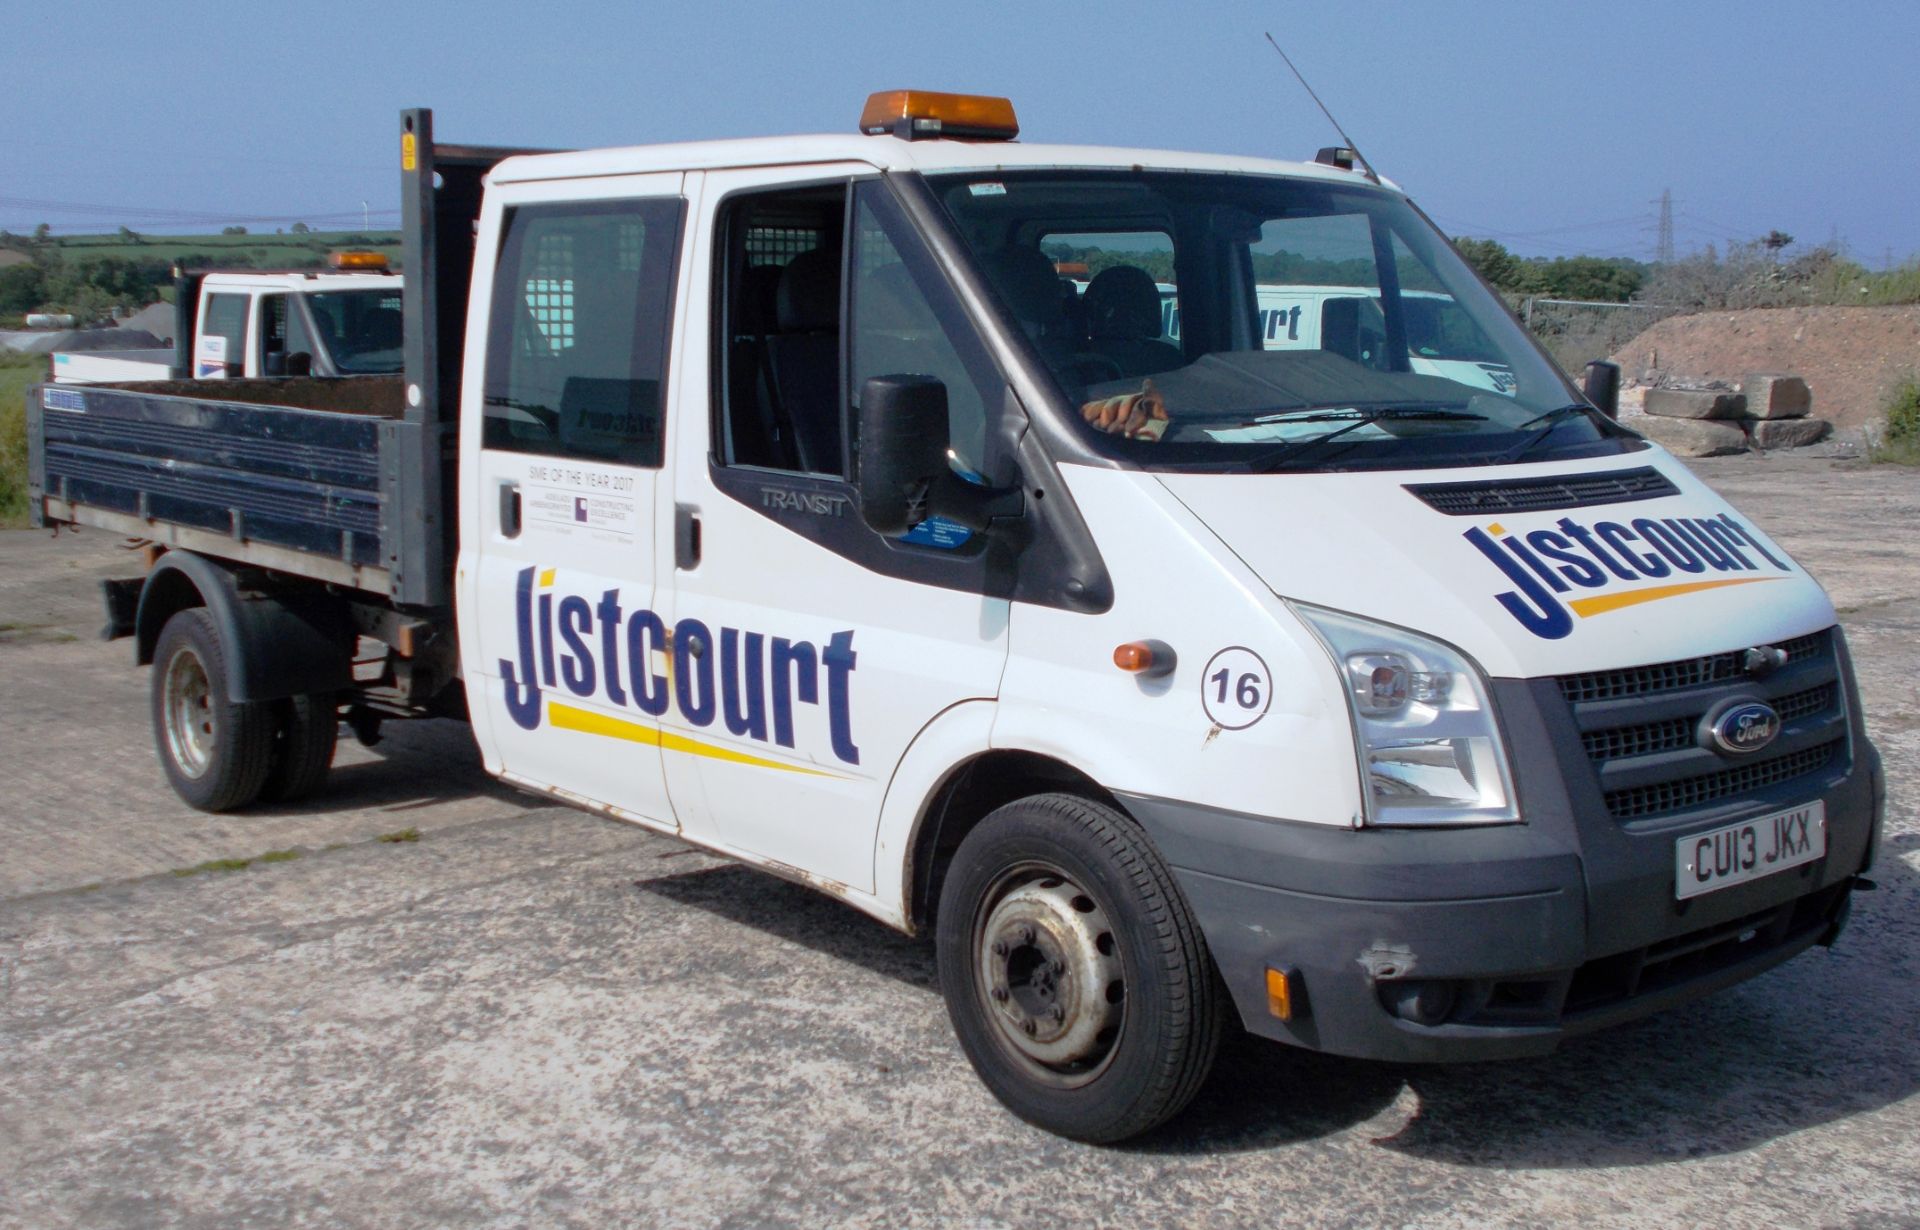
[1675, 801, 1826, 900]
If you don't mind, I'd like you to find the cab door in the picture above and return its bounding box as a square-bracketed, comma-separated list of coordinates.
[655, 171, 1015, 892]
[459, 174, 691, 831]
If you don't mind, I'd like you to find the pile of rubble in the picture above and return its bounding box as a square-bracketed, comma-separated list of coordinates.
[1631, 373, 1830, 457]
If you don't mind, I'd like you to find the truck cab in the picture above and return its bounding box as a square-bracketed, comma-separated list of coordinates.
[189, 262, 404, 379]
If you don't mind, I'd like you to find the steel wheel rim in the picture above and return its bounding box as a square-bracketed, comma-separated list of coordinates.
[972, 860, 1127, 1089]
[163, 646, 214, 779]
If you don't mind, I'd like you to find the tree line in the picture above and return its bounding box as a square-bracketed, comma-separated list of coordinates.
[1450, 239, 1645, 302]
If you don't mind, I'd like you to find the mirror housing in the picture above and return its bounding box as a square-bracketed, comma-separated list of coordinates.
[1583, 360, 1622, 421]
[856, 375, 1022, 537]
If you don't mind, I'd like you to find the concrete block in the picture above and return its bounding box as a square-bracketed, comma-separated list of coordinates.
[1643, 388, 1747, 420]
[1749, 418, 1830, 449]
[1635, 416, 1749, 456]
[1742, 372, 1812, 419]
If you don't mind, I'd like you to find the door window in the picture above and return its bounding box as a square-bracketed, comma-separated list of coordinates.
[257, 294, 318, 374]
[481, 198, 686, 467]
[849, 184, 1006, 478]
[713, 184, 848, 473]
[200, 292, 248, 374]
[712, 178, 1012, 486]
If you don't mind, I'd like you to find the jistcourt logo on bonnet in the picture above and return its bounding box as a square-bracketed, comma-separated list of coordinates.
[1464, 510, 1794, 640]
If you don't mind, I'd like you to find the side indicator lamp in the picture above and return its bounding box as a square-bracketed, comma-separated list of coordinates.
[1266, 967, 1299, 1021]
[1113, 640, 1176, 678]
[860, 90, 1019, 141]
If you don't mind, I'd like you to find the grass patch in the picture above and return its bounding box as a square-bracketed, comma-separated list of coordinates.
[173, 858, 255, 877]
[45, 229, 400, 268]
[1, 349, 42, 529]
[171, 849, 302, 877]
[1869, 379, 1920, 466]
[0, 619, 76, 645]
[376, 827, 420, 843]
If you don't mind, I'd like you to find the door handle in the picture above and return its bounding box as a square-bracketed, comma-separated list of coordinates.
[499, 481, 522, 539]
[675, 504, 701, 570]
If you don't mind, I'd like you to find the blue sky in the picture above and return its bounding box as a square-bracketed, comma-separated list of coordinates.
[5, 0, 1916, 266]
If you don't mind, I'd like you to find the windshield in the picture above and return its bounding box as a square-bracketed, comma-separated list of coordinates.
[931, 171, 1630, 471]
[304, 288, 404, 374]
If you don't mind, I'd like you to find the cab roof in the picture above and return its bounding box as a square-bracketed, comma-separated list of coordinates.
[488, 134, 1397, 192]
[201, 270, 402, 292]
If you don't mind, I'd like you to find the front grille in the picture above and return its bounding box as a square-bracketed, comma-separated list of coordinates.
[1580, 682, 1839, 763]
[1556, 628, 1846, 824]
[1405, 466, 1678, 516]
[1774, 683, 1837, 722]
[1603, 740, 1841, 820]
[1582, 716, 1695, 762]
[1559, 631, 1828, 704]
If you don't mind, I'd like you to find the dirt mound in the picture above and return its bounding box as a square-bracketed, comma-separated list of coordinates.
[1610, 305, 1920, 430]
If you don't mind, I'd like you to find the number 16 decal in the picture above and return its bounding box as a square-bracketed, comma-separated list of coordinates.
[1201, 646, 1272, 730]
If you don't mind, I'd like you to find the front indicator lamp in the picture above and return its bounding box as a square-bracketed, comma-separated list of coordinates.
[1294, 603, 1520, 828]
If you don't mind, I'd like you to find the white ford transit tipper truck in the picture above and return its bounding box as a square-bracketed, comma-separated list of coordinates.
[26, 98, 1884, 1143]
[51, 258, 404, 384]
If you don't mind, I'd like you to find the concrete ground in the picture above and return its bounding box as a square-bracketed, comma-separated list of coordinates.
[1, 454, 1916, 1229]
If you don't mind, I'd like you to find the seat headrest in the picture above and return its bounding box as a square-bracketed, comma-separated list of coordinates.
[1083, 266, 1164, 341]
[737, 263, 784, 334]
[776, 248, 842, 332]
[981, 246, 1067, 336]
[1321, 295, 1361, 361]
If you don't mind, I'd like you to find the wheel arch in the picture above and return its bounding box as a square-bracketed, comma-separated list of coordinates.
[136, 551, 356, 704]
[902, 745, 1122, 936]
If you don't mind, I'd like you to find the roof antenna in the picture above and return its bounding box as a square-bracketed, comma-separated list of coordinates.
[1263, 32, 1381, 184]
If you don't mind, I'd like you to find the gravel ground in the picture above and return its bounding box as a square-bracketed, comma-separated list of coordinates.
[0, 454, 1915, 1229]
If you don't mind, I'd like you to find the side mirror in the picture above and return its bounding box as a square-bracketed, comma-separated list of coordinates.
[856, 375, 1022, 537]
[1583, 360, 1621, 421]
[285, 351, 313, 378]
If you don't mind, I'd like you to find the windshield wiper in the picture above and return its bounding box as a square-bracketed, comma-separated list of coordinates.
[1247, 407, 1488, 472]
[1490, 403, 1602, 463]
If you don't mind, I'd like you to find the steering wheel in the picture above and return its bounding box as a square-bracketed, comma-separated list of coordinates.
[1066, 352, 1125, 384]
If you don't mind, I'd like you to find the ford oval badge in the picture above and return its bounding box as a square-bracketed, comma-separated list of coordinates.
[1709, 701, 1780, 756]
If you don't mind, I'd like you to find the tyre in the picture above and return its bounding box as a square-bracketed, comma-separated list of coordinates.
[936, 792, 1223, 1143]
[150, 608, 273, 812]
[259, 692, 339, 803]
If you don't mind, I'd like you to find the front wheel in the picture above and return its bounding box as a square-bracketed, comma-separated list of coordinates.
[150, 608, 273, 812]
[936, 793, 1223, 1143]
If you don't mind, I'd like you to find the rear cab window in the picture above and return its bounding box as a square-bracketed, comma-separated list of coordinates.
[481, 198, 687, 467]
[198, 292, 249, 376]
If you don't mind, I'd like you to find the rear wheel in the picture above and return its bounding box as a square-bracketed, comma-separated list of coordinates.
[259, 692, 339, 803]
[936, 793, 1223, 1143]
[150, 608, 273, 812]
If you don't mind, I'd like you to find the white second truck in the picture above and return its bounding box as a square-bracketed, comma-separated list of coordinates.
[50, 258, 404, 384]
[27, 97, 1884, 1142]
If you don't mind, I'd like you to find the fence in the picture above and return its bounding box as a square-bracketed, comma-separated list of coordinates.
[1515, 296, 1681, 375]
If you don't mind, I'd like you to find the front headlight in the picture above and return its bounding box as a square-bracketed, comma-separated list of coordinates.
[1291, 603, 1519, 827]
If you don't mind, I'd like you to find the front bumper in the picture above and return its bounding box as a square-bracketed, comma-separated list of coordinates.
[1119, 672, 1885, 1064]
